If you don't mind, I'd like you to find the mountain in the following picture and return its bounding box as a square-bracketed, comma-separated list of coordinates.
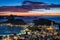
[0, 16, 60, 24]
[33, 18, 55, 25]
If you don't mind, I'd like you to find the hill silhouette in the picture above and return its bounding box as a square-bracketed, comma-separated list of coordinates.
[33, 18, 55, 26]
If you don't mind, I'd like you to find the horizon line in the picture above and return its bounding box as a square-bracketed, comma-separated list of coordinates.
[0, 12, 60, 16]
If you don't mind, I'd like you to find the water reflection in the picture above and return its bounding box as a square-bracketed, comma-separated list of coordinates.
[0, 26, 23, 35]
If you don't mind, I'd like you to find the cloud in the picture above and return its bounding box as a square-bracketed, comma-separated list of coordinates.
[29, 8, 60, 13]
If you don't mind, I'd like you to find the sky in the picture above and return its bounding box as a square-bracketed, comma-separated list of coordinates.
[0, 0, 60, 6]
[0, 0, 60, 16]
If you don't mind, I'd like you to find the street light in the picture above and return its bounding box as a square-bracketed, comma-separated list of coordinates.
[46, 26, 54, 31]
[24, 29, 30, 35]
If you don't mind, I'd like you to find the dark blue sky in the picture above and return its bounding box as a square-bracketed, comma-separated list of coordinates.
[0, 0, 60, 6]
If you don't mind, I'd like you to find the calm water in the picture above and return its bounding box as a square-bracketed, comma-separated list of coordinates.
[0, 26, 23, 35]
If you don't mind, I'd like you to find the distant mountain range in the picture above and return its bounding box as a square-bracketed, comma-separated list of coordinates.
[0, 16, 60, 24]
[0, 1, 60, 12]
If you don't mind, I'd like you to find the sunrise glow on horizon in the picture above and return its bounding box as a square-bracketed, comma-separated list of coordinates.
[0, 0, 60, 16]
